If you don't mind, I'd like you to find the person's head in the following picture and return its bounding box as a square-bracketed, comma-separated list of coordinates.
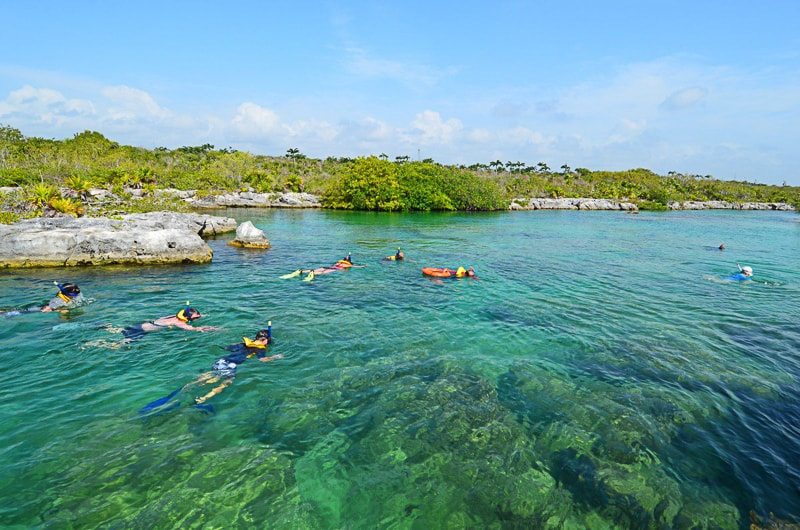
[57, 282, 81, 298]
[395, 248, 404, 260]
[467, 267, 475, 277]
[741, 266, 753, 277]
[719, 243, 725, 250]
[176, 306, 202, 322]
[344, 253, 352, 263]
[254, 328, 273, 345]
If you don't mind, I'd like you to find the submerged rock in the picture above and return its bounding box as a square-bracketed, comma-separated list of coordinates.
[228, 221, 271, 249]
[0, 212, 237, 268]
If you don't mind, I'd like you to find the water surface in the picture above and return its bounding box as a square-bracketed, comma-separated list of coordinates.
[1, 209, 798, 528]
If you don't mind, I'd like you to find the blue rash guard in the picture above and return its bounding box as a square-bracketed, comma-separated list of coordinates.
[211, 343, 269, 377]
[727, 272, 751, 281]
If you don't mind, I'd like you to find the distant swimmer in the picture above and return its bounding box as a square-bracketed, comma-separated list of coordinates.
[384, 248, 405, 261]
[140, 323, 282, 414]
[2, 282, 86, 316]
[727, 264, 753, 281]
[422, 266, 477, 279]
[719, 243, 726, 250]
[280, 253, 367, 282]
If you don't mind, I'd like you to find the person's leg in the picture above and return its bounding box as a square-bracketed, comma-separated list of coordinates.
[195, 377, 233, 404]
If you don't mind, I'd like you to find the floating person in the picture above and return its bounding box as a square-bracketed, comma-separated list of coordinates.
[718, 243, 726, 250]
[727, 264, 753, 281]
[140, 323, 283, 414]
[280, 253, 367, 282]
[421, 266, 477, 279]
[92, 302, 218, 348]
[384, 248, 405, 261]
[117, 303, 218, 342]
[1, 281, 86, 316]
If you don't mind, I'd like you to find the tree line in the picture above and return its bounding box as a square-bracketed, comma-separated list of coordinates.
[0, 125, 797, 219]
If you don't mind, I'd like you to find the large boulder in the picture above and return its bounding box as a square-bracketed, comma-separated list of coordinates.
[228, 221, 271, 249]
[0, 212, 237, 268]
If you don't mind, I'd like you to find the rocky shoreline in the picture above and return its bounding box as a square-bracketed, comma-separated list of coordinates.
[509, 198, 638, 211]
[0, 212, 237, 268]
[509, 197, 796, 212]
[152, 189, 321, 209]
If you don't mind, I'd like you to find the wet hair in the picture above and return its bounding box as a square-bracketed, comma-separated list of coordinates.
[255, 329, 272, 343]
[59, 283, 81, 297]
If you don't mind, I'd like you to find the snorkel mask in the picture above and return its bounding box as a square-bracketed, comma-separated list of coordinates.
[54, 281, 80, 302]
[176, 301, 200, 322]
[243, 321, 272, 348]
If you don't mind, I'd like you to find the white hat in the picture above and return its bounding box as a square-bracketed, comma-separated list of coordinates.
[742, 266, 753, 275]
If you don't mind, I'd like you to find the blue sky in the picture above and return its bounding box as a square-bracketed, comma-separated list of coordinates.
[1, 1, 798, 184]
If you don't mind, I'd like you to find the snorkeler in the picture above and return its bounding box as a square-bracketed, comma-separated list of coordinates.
[140, 323, 282, 413]
[727, 264, 753, 281]
[384, 248, 405, 261]
[1, 282, 86, 316]
[113, 303, 218, 342]
[280, 253, 367, 281]
[421, 266, 477, 279]
[194, 325, 283, 404]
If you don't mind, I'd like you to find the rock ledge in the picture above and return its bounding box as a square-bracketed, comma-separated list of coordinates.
[0, 212, 237, 268]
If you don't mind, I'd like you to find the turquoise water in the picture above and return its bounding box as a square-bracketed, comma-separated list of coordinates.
[1, 209, 799, 529]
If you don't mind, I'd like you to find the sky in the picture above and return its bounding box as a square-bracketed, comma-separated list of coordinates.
[1, 1, 799, 184]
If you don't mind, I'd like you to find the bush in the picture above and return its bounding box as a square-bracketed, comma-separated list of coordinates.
[323, 157, 402, 211]
[48, 197, 85, 216]
[0, 211, 20, 224]
[637, 200, 669, 211]
[26, 182, 60, 206]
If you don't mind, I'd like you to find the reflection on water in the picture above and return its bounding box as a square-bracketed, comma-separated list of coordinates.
[0, 209, 798, 528]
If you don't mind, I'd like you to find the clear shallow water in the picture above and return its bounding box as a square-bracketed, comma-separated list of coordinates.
[1, 209, 798, 529]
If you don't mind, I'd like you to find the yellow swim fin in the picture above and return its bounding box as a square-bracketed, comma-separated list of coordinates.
[303, 271, 315, 282]
[280, 269, 302, 279]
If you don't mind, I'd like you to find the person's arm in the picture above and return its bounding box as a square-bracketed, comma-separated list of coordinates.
[173, 320, 218, 332]
[259, 353, 284, 362]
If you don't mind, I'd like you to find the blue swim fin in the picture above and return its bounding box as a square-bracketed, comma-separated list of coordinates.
[139, 388, 182, 415]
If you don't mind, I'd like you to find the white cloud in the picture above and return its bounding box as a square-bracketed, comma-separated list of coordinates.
[0, 85, 95, 124]
[409, 110, 462, 144]
[231, 102, 281, 136]
[101, 85, 169, 120]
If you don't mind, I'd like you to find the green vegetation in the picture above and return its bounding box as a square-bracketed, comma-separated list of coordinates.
[0, 124, 798, 215]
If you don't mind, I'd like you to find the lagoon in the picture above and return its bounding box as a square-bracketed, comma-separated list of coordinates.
[1, 209, 798, 528]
